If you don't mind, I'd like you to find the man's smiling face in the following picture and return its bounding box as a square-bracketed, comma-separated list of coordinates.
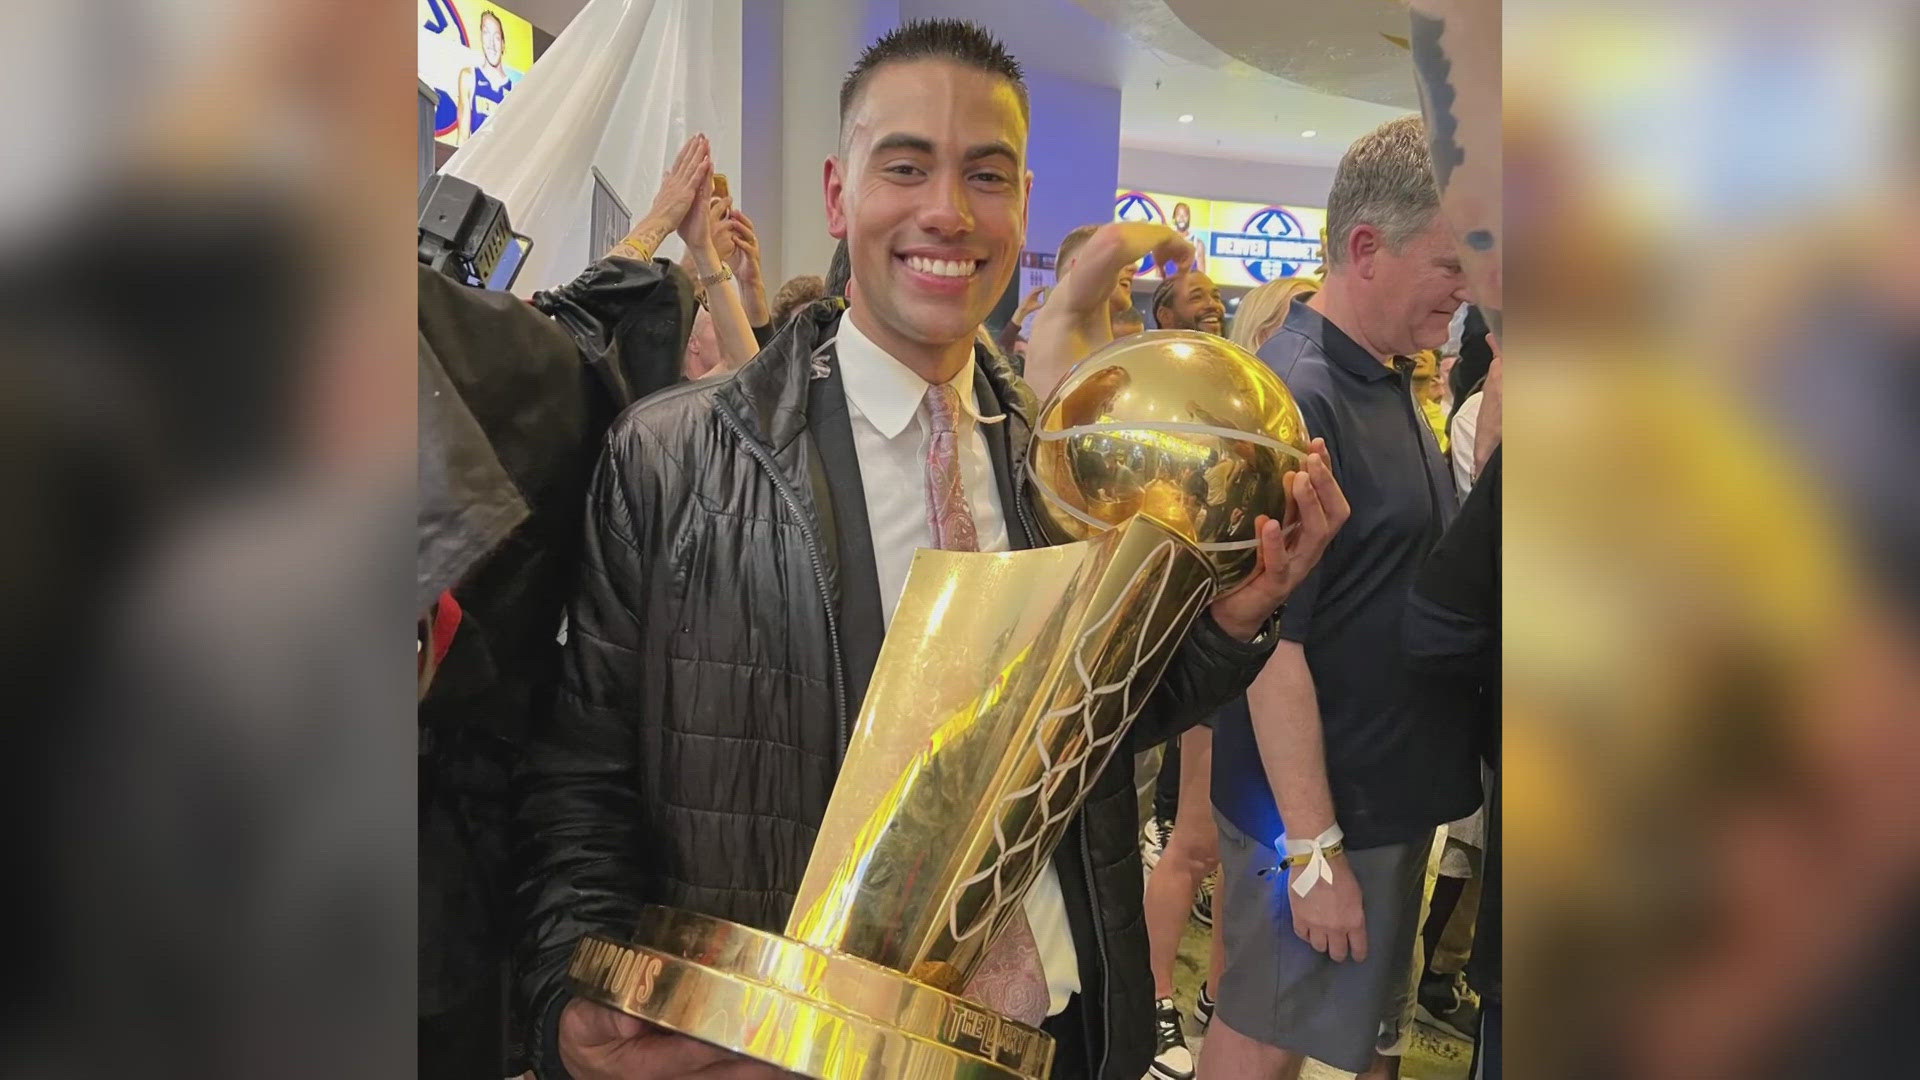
[1161, 271, 1225, 335]
[481, 15, 504, 67]
[826, 59, 1030, 362]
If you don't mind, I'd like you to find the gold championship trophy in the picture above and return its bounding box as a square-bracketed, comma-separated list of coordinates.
[569, 331, 1309, 1078]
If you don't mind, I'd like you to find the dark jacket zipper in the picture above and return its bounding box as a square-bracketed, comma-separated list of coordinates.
[715, 402, 852, 757]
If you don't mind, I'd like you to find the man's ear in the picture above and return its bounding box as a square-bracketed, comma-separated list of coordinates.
[1348, 224, 1382, 279]
[824, 155, 849, 240]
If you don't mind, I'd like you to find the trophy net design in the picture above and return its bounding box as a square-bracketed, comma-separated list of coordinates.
[935, 537, 1210, 955]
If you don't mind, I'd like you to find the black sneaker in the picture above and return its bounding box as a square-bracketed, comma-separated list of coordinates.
[1415, 969, 1481, 1042]
[1147, 997, 1194, 1080]
[1191, 982, 1216, 1031]
[1190, 870, 1216, 927]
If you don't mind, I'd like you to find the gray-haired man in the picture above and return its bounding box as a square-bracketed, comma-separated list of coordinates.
[1201, 115, 1482, 1080]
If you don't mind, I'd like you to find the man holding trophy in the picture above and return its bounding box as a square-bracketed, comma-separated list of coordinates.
[519, 20, 1348, 1080]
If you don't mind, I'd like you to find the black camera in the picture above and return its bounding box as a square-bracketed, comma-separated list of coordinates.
[417, 174, 532, 290]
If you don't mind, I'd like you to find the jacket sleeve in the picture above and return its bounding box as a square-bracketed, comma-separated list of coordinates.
[515, 432, 658, 1079]
[1127, 609, 1278, 752]
[531, 255, 699, 408]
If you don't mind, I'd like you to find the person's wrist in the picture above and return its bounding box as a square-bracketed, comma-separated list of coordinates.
[685, 242, 722, 273]
[1214, 612, 1261, 642]
[638, 210, 676, 238]
[1287, 849, 1348, 884]
[1208, 598, 1271, 642]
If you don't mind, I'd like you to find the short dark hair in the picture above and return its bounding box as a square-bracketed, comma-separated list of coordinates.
[839, 20, 1029, 138]
[1054, 224, 1100, 275]
[1150, 274, 1182, 327]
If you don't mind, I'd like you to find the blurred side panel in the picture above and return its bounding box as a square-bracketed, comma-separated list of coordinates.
[1504, 2, 1920, 1078]
[1, 0, 418, 1077]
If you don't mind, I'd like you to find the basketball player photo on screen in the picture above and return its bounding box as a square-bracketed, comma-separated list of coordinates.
[419, 0, 533, 147]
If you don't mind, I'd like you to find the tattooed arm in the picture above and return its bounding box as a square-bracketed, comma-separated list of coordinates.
[1409, 0, 1502, 337]
[606, 134, 711, 262]
[607, 218, 671, 263]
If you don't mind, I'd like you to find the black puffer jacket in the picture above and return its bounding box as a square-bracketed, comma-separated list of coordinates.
[519, 302, 1275, 1079]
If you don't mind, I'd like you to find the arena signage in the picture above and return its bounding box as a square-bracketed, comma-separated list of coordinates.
[1114, 190, 1327, 288]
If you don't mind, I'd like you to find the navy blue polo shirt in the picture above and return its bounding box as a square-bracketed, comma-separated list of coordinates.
[1212, 299, 1460, 850]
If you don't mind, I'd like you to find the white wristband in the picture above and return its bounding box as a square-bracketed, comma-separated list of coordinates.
[1280, 824, 1345, 897]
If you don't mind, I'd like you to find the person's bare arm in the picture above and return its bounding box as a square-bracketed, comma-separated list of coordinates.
[1026, 223, 1191, 400]
[997, 286, 1044, 359]
[607, 219, 672, 264]
[1248, 642, 1368, 962]
[1409, 0, 1502, 336]
[723, 208, 772, 326]
[676, 159, 760, 372]
[690, 257, 761, 373]
[607, 134, 709, 262]
[454, 69, 476, 148]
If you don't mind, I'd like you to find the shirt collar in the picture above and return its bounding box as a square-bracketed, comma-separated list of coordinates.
[835, 313, 1002, 439]
[1283, 299, 1400, 383]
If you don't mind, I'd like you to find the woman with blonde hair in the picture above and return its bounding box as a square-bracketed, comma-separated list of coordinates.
[1228, 275, 1320, 353]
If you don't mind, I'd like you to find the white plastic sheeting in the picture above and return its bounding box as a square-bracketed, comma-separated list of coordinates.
[441, 0, 741, 296]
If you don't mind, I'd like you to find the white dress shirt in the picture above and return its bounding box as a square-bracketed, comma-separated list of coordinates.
[1449, 390, 1484, 502]
[834, 313, 1081, 1018]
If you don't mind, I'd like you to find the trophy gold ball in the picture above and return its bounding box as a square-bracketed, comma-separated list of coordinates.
[1027, 329, 1311, 588]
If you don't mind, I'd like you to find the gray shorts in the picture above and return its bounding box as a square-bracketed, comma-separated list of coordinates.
[1213, 811, 1430, 1073]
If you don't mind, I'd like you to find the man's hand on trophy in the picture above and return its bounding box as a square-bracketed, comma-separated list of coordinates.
[1208, 439, 1349, 641]
[1026, 222, 1194, 398]
[558, 998, 795, 1079]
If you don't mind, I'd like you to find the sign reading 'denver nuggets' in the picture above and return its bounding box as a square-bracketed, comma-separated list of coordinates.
[1114, 190, 1328, 287]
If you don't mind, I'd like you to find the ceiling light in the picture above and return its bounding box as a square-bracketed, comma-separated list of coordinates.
[1178, 114, 1194, 124]
[1301, 129, 1317, 138]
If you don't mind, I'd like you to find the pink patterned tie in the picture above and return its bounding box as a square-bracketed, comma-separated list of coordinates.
[926, 382, 1050, 1027]
[923, 383, 981, 552]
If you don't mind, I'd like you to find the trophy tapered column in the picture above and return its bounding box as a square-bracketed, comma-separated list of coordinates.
[786, 515, 1216, 990]
[571, 517, 1212, 1080]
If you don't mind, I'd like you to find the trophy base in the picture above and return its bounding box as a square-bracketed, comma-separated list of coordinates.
[569, 906, 1055, 1080]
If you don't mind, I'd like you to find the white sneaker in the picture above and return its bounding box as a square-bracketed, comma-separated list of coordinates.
[1191, 982, 1215, 1031]
[1146, 997, 1194, 1080]
[1191, 870, 1216, 927]
[1140, 816, 1172, 871]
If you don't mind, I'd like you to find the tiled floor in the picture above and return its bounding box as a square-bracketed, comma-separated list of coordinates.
[1169, 919, 1474, 1080]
